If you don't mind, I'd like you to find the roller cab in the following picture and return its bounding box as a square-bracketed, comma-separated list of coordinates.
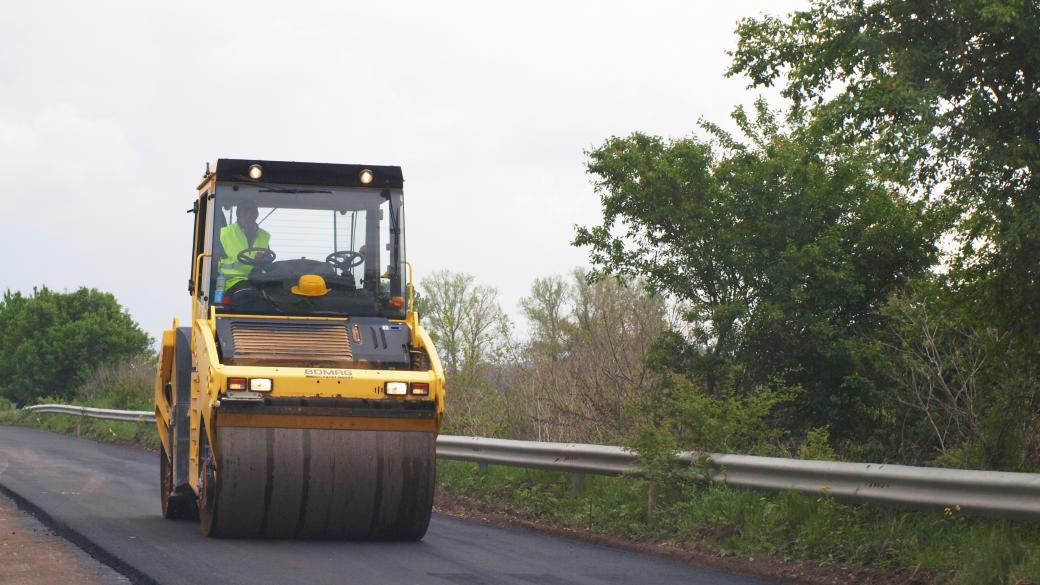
[154, 159, 444, 538]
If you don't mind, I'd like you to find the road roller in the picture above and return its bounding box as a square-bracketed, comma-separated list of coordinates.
[153, 159, 445, 538]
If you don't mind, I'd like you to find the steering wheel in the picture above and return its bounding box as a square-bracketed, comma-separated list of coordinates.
[326, 250, 364, 271]
[237, 247, 276, 267]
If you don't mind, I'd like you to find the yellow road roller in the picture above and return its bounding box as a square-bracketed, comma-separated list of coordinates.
[153, 159, 445, 538]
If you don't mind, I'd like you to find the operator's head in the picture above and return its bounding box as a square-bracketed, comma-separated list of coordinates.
[237, 201, 259, 226]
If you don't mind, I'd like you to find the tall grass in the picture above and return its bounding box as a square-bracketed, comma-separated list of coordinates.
[74, 355, 154, 410]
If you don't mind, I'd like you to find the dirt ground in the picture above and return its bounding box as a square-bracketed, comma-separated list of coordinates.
[0, 491, 129, 585]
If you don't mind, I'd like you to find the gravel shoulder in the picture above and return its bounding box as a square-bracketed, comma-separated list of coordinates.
[0, 490, 130, 585]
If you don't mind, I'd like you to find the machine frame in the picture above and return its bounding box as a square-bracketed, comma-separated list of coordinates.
[153, 159, 446, 537]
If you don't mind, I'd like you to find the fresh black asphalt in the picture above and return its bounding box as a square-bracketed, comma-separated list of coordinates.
[0, 425, 778, 585]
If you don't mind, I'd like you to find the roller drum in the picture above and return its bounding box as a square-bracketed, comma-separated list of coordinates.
[207, 427, 435, 539]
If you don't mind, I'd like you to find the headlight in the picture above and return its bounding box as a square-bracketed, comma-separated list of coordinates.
[248, 164, 263, 180]
[385, 381, 407, 396]
[249, 378, 272, 392]
[359, 169, 374, 185]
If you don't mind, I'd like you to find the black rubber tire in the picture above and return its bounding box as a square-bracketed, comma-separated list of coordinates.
[197, 423, 219, 536]
[160, 444, 196, 520]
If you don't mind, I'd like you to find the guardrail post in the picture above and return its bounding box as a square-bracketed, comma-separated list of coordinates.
[478, 462, 488, 474]
[646, 482, 656, 519]
[570, 472, 585, 497]
[586, 500, 593, 534]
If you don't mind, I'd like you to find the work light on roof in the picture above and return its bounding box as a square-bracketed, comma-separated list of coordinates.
[248, 164, 263, 180]
[359, 169, 374, 185]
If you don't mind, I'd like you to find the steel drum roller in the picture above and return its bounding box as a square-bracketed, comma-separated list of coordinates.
[205, 427, 435, 539]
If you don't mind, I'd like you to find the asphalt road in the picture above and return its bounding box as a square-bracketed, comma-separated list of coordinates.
[0, 426, 777, 585]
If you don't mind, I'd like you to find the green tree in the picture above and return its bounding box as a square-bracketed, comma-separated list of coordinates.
[0, 287, 152, 405]
[574, 102, 939, 440]
[729, 0, 1040, 347]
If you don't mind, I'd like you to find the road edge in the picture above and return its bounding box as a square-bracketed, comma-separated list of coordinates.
[0, 479, 160, 585]
[433, 488, 937, 585]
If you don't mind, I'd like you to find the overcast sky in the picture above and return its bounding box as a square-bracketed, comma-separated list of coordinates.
[0, 0, 806, 340]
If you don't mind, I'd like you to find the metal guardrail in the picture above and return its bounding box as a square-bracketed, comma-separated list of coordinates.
[24, 404, 156, 423]
[704, 452, 1040, 518]
[439, 435, 1040, 518]
[437, 435, 639, 475]
[23, 405, 1040, 517]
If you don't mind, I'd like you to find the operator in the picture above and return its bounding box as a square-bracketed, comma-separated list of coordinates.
[218, 201, 271, 294]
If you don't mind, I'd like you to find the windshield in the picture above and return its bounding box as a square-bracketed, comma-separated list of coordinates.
[210, 182, 407, 319]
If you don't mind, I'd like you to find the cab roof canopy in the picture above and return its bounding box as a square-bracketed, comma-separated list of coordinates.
[213, 159, 404, 189]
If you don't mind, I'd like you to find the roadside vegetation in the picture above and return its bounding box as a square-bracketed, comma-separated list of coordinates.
[0, 286, 152, 407]
[418, 266, 1040, 584]
[0, 285, 157, 447]
[419, 0, 1040, 474]
[0, 355, 159, 450]
[415, 2, 1040, 583]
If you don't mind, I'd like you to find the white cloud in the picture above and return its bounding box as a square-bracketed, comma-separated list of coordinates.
[0, 104, 136, 180]
[0, 0, 807, 341]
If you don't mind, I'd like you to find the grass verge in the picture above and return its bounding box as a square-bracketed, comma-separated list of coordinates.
[437, 460, 1040, 585]
[0, 408, 159, 451]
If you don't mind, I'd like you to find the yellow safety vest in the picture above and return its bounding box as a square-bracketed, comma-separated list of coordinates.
[219, 224, 271, 288]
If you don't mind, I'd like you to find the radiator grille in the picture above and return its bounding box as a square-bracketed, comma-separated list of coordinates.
[228, 320, 353, 366]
